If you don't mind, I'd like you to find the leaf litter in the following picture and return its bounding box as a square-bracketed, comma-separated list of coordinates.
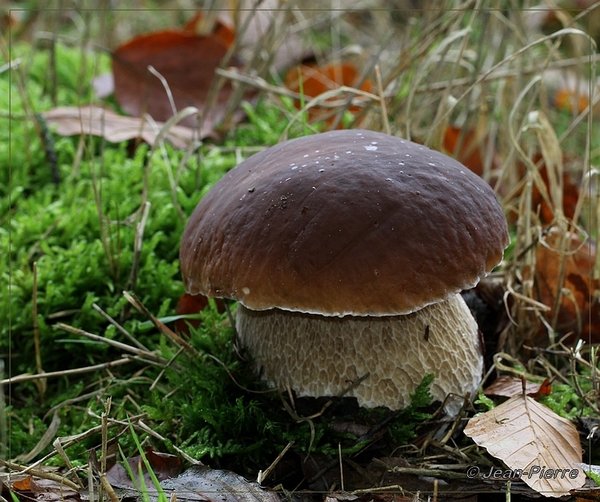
[464, 392, 585, 497]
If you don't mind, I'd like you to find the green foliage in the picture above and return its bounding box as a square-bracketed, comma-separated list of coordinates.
[539, 381, 595, 420]
[3, 39, 297, 459]
[142, 305, 281, 464]
[387, 373, 434, 444]
[474, 392, 496, 412]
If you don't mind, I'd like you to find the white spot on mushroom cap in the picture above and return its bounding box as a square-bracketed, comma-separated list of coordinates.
[364, 145, 378, 151]
[242, 287, 250, 295]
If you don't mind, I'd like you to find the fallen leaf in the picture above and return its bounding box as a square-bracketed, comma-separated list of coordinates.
[111, 15, 247, 132]
[464, 393, 585, 497]
[106, 449, 183, 489]
[161, 466, 281, 501]
[284, 61, 373, 126]
[111, 465, 281, 502]
[8, 474, 79, 502]
[528, 152, 580, 224]
[534, 228, 600, 343]
[483, 375, 552, 398]
[11, 476, 32, 491]
[43, 105, 199, 149]
[442, 125, 496, 178]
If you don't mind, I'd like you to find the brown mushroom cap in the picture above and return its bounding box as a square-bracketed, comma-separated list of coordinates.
[180, 129, 509, 316]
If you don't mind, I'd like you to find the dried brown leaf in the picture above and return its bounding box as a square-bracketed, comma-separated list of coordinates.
[111, 19, 246, 132]
[106, 449, 183, 489]
[464, 393, 584, 497]
[43, 105, 198, 149]
[160, 466, 282, 501]
[9, 474, 80, 502]
[483, 375, 551, 398]
[535, 228, 600, 342]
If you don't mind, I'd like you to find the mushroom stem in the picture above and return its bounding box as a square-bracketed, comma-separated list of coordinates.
[236, 294, 482, 415]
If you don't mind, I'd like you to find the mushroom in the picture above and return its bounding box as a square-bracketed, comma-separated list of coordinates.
[180, 129, 509, 415]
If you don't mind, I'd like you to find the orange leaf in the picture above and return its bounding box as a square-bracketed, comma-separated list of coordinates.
[284, 62, 372, 126]
[534, 228, 600, 343]
[442, 125, 489, 178]
[528, 153, 580, 224]
[12, 476, 32, 491]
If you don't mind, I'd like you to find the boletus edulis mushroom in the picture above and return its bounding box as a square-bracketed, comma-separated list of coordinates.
[180, 129, 509, 415]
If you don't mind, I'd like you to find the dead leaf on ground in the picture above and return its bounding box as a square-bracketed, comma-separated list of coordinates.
[284, 61, 373, 126]
[159, 466, 281, 502]
[483, 375, 552, 398]
[111, 12, 249, 133]
[43, 106, 199, 149]
[534, 228, 600, 343]
[7, 474, 80, 502]
[464, 393, 585, 497]
[442, 124, 498, 179]
[109, 464, 281, 502]
[107, 449, 183, 489]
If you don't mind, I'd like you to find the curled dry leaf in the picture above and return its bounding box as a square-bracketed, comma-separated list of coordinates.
[284, 61, 373, 126]
[43, 105, 198, 149]
[464, 393, 584, 497]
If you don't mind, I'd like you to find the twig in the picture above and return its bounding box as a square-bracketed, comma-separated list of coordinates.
[126, 200, 151, 291]
[55, 323, 169, 366]
[92, 303, 150, 352]
[0, 459, 80, 491]
[257, 441, 294, 485]
[0, 358, 131, 385]
[371, 459, 468, 481]
[136, 419, 202, 466]
[32, 262, 46, 399]
[375, 64, 390, 135]
[123, 291, 199, 357]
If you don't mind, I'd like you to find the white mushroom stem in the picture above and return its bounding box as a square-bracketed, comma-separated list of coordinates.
[236, 294, 483, 416]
